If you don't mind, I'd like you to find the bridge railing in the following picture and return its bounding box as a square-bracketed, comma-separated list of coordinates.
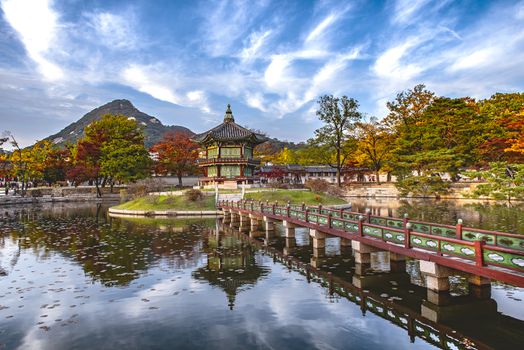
[218, 200, 524, 274]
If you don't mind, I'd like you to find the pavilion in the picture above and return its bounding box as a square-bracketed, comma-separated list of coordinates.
[192, 104, 267, 188]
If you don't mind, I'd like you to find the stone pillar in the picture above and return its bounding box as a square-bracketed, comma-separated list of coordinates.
[389, 252, 406, 273]
[230, 211, 240, 226]
[310, 248, 325, 268]
[283, 220, 296, 238]
[263, 216, 275, 231]
[283, 237, 296, 256]
[419, 260, 451, 292]
[309, 229, 326, 249]
[351, 240, 379, 264]
[468, 275, 491, 299]
[249, 214, 261, 231]
[222, 210, 231, 223]
[239, 213, 250, 231]
[340, 238, 351, 247]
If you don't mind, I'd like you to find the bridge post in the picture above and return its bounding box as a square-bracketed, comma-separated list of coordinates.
[239, 212, 250, 232]
[351, 240, 380, 264]
[283, 236, 296, 256]
[263, 216, 275, 231]
[309, 229, 326, 249]
[283, 220, 296, 238]
[222, 209, 231, 223]
[419, 260, 451, 292]
[389, 252, 406, 273]
[229, 211, 240, 226]
[249, 214, 261, 231]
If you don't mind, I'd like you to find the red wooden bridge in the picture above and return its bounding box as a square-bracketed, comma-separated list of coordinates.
[218, 200, 524, 287]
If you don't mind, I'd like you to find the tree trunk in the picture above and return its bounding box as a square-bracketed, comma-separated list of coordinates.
[376, 170, 381, 185]
[95, 178, 102, 198]
[178, 174, 183, 187]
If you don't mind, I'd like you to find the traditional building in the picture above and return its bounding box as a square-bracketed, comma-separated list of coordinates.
[192, 105, 267, 188]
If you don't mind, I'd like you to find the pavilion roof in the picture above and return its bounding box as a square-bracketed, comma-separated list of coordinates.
[191, 104, 268, 145]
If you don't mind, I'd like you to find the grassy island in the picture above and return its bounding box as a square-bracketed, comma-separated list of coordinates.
[113, 194, 217, 211]
[112, 189, 347, 213]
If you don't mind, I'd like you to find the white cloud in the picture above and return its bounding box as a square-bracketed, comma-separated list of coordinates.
[1, 0, 63, 80]
[305, 13, 337, 42]
[373, 37, 423, 80]
[240, 30, 272, 61]
[391, 0, 431, 25]
[88, 12, 137, 49]
[122, 65, 181, 105]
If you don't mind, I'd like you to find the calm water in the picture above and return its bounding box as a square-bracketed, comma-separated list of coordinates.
[0, 202, 523, 350]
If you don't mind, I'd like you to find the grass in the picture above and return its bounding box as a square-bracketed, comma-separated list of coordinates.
[113, 194, 217, 211]
[244, 189, 346, 206]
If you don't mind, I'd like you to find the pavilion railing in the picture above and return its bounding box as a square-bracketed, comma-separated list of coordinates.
[218, 199, 524, 274]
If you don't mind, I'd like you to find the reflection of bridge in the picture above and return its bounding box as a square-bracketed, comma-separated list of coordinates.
[218, 222, 524, 350]
[218, 200, 524, 288]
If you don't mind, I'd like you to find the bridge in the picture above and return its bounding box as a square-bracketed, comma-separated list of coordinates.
[216, 224, 524, 350]
[217, 200, 524, 289]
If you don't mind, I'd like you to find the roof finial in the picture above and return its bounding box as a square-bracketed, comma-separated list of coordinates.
[224, 104, 234, 122]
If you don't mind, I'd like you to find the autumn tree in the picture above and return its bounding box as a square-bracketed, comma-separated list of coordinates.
[478, 93, 524, 163]
[355, 118, 393, 184]
[311, 95, 362, 186]
[68, 114, 150, 197]
[150, 132, 199, 187]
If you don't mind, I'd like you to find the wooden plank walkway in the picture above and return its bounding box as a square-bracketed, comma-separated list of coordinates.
[218, 200, 524, 287]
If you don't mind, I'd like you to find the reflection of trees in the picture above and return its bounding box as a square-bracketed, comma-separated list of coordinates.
[462, 202, 524, 234]
[193, 231, 269, 310]
[393, 200, 524, 234]
[1, 210, 215, 286]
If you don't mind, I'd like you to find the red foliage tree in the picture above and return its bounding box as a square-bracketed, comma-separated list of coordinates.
[150, 132, 199, 187]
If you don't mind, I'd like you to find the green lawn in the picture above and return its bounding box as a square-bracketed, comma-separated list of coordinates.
[114, 194, 217, 211]
[244, 190, 346, 205]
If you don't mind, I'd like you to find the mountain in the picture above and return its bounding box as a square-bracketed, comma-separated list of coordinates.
[46, 99, 193, 148]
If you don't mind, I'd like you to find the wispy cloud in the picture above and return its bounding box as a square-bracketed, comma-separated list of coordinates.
[1, 0, 524, 146]
[1, 0, 63, 80]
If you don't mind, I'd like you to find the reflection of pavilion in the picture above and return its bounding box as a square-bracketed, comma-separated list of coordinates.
[193, 230, 269, 310]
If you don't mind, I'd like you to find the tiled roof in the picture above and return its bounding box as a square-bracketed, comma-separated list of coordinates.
[192, 105, 267, 145]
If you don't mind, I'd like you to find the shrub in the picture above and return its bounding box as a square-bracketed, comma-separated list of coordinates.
[304, 179, 330, 193]
[126, 178, 166, 199]
[185, 189, 204, 202]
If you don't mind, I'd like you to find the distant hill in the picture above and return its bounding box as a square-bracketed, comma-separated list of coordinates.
[45, 99, 194, 148]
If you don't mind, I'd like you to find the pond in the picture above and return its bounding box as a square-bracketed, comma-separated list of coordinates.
[0, 202, 523, 350]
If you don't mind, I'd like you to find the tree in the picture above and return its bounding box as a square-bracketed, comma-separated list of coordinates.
[273, 147, 298, 165]
[355, 118, 393, 184]
[466, 162, 524, 202]
[477, 93, 524, 163]
[150, 132, 199, 187]
[311, 95, 362, 186]
[384, 84, 435, 129]
[391, 96, 484, 178]
[68, 114, 150, 197]
[396, 175, 450, 198]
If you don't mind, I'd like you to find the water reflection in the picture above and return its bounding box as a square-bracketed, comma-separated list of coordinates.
[349, 198, 524, 234]
[0, 203, 523, 350]
[193, 230, 269, 310]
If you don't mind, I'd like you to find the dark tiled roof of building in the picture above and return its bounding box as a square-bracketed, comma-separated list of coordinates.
[192, 104, 268, 145]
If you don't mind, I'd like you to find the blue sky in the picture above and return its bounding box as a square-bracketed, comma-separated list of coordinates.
[1, 0, 523, 146]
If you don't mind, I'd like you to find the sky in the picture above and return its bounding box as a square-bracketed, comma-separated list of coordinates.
[0, 0, 523, 147]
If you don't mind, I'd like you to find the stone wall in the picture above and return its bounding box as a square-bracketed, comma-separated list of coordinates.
[343, 182, 483, 199]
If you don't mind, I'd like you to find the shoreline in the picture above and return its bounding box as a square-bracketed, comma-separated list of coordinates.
[108, 207, 221, 217]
